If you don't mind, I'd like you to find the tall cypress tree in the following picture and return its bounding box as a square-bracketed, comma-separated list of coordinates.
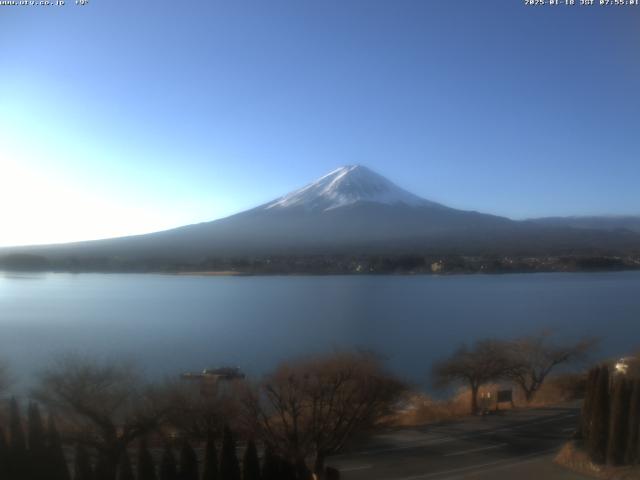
[242, 439, 261, 480]
[9, 398, 26, 451]
[179, 440, 199, 480]
[260, 446, 279, 480]
[28, 402, 47, 480]
[28, 402, 46, 453]
[608, 378, 631, 465]
[0, 427, 9, 479]
[116, 451, 135, 480]
[580, 368, 598, 441]
[279, 458, 296, 480]
[159, 444, 178, 480]
[202, 432, 218, 480]
[47, 415, 71, 480]
[325, 466, 341, 480]
[219, 426, 240, 480]
[138, 438, 157, 480]
[8, 397, 28, 479]
[625, 380, 640, 464]
[295, 459, 312, 480]
[95, 453, 114, 480]
[588, 365, 610, 464]
[74, 444, 94, 480]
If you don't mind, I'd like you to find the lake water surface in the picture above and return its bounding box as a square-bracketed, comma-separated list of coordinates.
[1, 271, 640, 389]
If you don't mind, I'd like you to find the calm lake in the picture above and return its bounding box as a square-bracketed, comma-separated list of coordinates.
[1, 271, 640, 389]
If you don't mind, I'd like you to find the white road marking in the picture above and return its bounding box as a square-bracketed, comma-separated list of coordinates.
[340, 465, 373, 472]
[441, 450, 557, 480]
[331, 435, 453, 457]
[498, 413, 578, 433]
[443, 443, 507, 457]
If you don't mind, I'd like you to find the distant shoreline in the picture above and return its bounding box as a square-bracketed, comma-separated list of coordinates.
[1, 253, 639, 276]
[166, 267, 640, 277]
[5, 267, 639, 277]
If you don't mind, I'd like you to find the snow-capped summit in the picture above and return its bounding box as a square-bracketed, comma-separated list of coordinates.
[263, 165, 440, 211]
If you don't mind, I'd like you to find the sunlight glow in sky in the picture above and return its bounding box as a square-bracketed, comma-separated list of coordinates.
[0, 111, 220, 246]
[0, 149, 205, 247]
[1, 0, 639, 247]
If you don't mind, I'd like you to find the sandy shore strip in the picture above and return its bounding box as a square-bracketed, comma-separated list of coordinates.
[172, 271, 249, 276]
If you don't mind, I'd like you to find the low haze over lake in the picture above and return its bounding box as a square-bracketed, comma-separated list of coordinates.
[2, 271, 640, 389]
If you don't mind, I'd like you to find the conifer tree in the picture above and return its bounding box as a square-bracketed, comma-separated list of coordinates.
[9, 398, 26, 451]
[138, 438, 157, 480]
[325, 466, 340, 480]
[8, 397, 28, 479]
[588, 365, 610, 464]
[260, 446, 279, 480]
[219, 426, 241, 480]
[179, 440, 199, 480]
[117, 451, 135, 480]
[580, 368, 598, 441]
[279, 458, 296, 480]
[28, 402, 46, 455]
[625, 380, 640, 464]
[95, 454, 112, 480]
[295, 459, 312, 480]
[74, 444, 94, 480]
[159, 444, 178, 480]
[608, 378, 631, 465]
[202, 432, 218, 480]
[47, 414, 71, 480]
[0, 427, 9, 479]
[28, 402, 47, 480]
[242, 439, 261, 480]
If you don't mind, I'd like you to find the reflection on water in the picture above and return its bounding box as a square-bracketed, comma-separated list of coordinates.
[1, 271, 49, 280]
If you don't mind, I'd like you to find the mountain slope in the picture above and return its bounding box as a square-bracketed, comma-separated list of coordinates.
[529, 216, 640, 234]
[2, 166, 640, 266]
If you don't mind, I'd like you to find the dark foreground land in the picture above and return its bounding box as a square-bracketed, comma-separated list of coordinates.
[328, 404, 590, 480]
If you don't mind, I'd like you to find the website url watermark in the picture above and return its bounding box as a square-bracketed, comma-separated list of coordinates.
[0, 0, 89, 6]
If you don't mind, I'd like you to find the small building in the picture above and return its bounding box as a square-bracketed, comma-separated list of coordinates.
[180, 366, 245, 396]
[181, 366, 245, 381]
[431, 261, 444, 273]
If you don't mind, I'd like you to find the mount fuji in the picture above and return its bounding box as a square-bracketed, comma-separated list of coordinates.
[3, 166, 639, 267]
[262, 165, 439, 211]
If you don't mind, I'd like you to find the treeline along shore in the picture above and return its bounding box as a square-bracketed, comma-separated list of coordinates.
[1, 252, 640, 275]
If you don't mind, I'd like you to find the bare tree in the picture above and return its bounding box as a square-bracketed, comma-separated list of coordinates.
[244, 351, 406, 475]
[162, 377, 246, 440]
[433, 340, 510, 414]
[504, 333, 596, 403]
[33, 355, 169, 480]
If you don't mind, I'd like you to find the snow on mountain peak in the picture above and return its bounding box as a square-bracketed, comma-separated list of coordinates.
[263, 165, 439, 211]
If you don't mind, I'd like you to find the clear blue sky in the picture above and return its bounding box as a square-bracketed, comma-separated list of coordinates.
[1, 0, 639, 246]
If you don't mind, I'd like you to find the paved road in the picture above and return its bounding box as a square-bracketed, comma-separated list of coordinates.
[327, 405, 590, 480]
